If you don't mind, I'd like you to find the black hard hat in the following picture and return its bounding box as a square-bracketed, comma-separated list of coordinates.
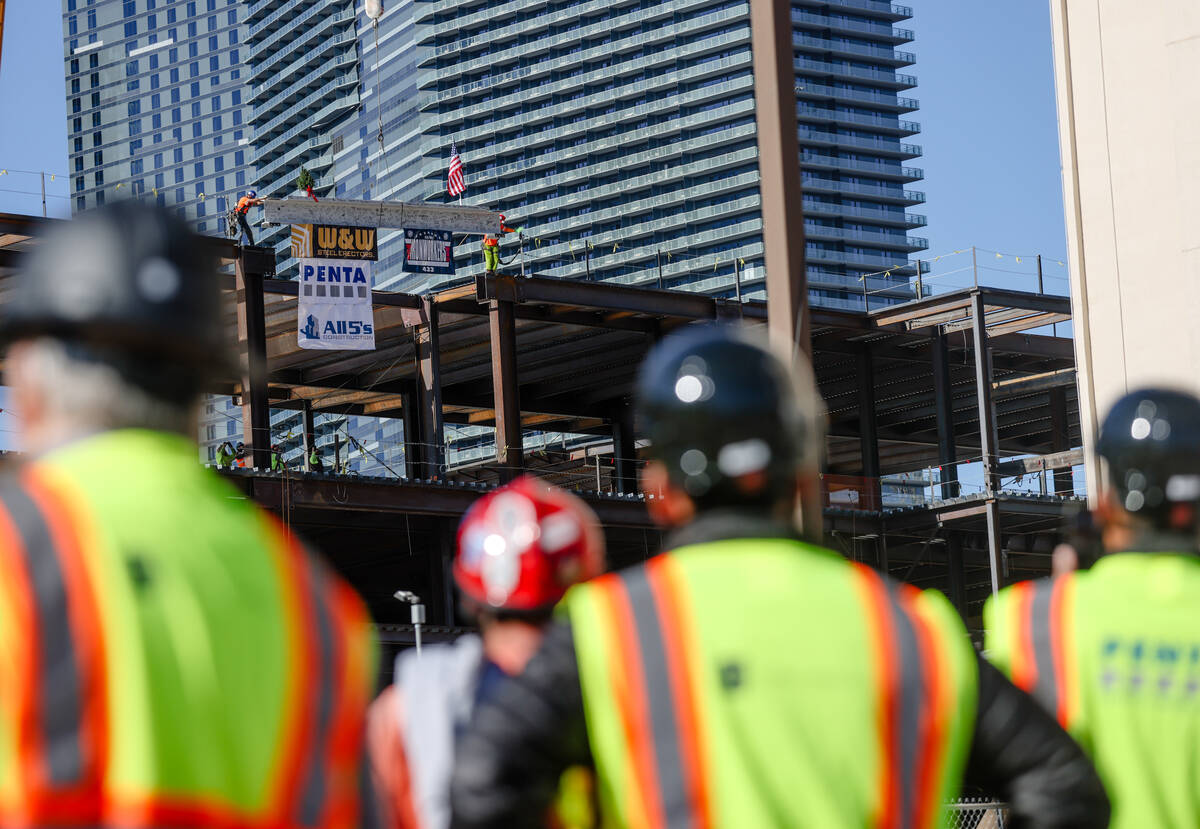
[4, 201, 228, 400]
[635, 324, 822, 508]
[1096, 388, 1200, 525]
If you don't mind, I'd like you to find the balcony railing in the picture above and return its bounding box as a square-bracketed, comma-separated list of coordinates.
[794, 34, 915, 66]
[426, 4, 746, 100]
[251, 14, 356, 93]
[795, 56, 917, 89]
[797, 106, 919, 136]
[437, 50, 752, 138]
[791, 9, 912, 42]
[252, 72, 358, 144]
[794, 79, 918, 112]
[794, 0, 912, 21]
[799, 128, 922, 159]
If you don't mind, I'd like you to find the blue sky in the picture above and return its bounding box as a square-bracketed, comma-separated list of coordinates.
[0, 0, 1069, 264]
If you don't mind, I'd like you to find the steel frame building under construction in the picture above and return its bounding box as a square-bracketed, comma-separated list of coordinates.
[0, 213, 1083, 664]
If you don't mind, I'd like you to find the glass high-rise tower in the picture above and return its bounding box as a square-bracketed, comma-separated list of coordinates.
[411, 0, 926, 306]
[60, 0, 251, 235]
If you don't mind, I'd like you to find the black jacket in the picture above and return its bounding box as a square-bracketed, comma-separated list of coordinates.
[450, 512, 1110, 828]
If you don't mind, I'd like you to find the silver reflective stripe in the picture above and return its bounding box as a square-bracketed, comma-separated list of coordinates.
[1029, 580, 1060, 716]
[620, 567, 696, 829]
[883, 585, 924, 829]
[0, 482, 85, 785]
[297, 557, 336, 826]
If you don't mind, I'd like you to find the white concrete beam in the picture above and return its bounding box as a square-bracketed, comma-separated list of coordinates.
[262, 198, 499, 233]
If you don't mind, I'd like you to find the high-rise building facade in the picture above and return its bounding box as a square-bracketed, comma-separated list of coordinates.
[410, 0, 927, 307]
[60, 0, 251, 234]
[243, 0, 362, 272]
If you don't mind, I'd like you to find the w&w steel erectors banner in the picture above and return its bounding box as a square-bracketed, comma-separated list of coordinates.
[296, 259, 375, 350]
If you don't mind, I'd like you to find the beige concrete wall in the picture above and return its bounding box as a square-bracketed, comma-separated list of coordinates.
[1050, 0, 1200, 499]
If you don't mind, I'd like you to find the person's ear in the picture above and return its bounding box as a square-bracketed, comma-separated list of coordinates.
[641, 461, 695, 528]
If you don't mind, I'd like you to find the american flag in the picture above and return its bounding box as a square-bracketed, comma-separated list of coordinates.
[447, 143, 466, 197]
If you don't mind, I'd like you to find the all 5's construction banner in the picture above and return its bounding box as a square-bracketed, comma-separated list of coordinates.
[293, 224, 377, 351]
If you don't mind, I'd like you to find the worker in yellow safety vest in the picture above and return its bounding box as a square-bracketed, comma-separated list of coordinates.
[481, 214, 514, 273]
[986, 388, 1200, 828]
[450, 324, 1109, 828]
[368, 476, 605, 829]
[0, 201, 381, 828]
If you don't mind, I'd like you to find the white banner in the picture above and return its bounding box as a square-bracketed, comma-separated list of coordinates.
[297, 258, 376, 350]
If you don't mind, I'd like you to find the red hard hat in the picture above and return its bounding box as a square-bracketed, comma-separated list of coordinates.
[454, 476, 605, 611]
[498, 214, 506, 222]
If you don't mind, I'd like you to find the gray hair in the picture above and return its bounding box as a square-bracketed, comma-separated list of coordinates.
[9, 338, 195, 436]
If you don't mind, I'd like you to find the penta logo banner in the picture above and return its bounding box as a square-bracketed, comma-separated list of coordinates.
[297, 257, 376, 351]
[290, 224, 378, 260]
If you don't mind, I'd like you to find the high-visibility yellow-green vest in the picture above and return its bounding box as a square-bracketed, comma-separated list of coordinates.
[563, 538, 978, 828]
[985, 552, 1200, 828]
[0, 429, 378, 828]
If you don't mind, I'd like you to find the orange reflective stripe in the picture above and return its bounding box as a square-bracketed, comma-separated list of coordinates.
[1055, 576, 1079, 728]
[903, 586, 952, 829]
[851, 566, 954, 829]
[643, 556, 713, 829]
[850, 564, 900, 829]
[1007, 581, 1038, 693]
[593, 574, 662, 829]
[0, 472, 110, 822]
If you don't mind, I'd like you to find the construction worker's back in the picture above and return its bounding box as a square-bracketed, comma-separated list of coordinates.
[986, 388, 1200, 828]
[0, 429, 376, 827]
[0, 202, 379, 828]
[564, 530, 975, 827]
[988, 557, 1200, 828]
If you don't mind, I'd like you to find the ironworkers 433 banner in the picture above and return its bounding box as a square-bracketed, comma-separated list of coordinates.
[295, 246, 377, 351]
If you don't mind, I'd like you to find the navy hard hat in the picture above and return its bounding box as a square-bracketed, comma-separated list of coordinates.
[3, 200, 230, 400]
[635, 324, 822, 508]
[247, 190, 257, 198]
[1097, 388, 1200, 525]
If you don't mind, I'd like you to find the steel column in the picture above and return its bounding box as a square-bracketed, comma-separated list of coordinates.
[611, 403, 637, 494]
[984, 500, 1003, 596]
[971, 293, 1001, 494]
[750, 0, 809, 360]
[946, 532, 967, 619]
[971, 292, 1003, 596]
[302, 399, 316, 469]
[856, 347, 880, 482]
[931, 329, 959, 498]
[236, 248, 271, 470]
[489, 298, 523, 480]
[400, 382, 422, 479]
[1050, 386, 1074, 496]
[414, 297, 445, 479]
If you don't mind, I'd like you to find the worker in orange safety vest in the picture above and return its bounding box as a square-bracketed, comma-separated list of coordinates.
[481, 214, 515, 273]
